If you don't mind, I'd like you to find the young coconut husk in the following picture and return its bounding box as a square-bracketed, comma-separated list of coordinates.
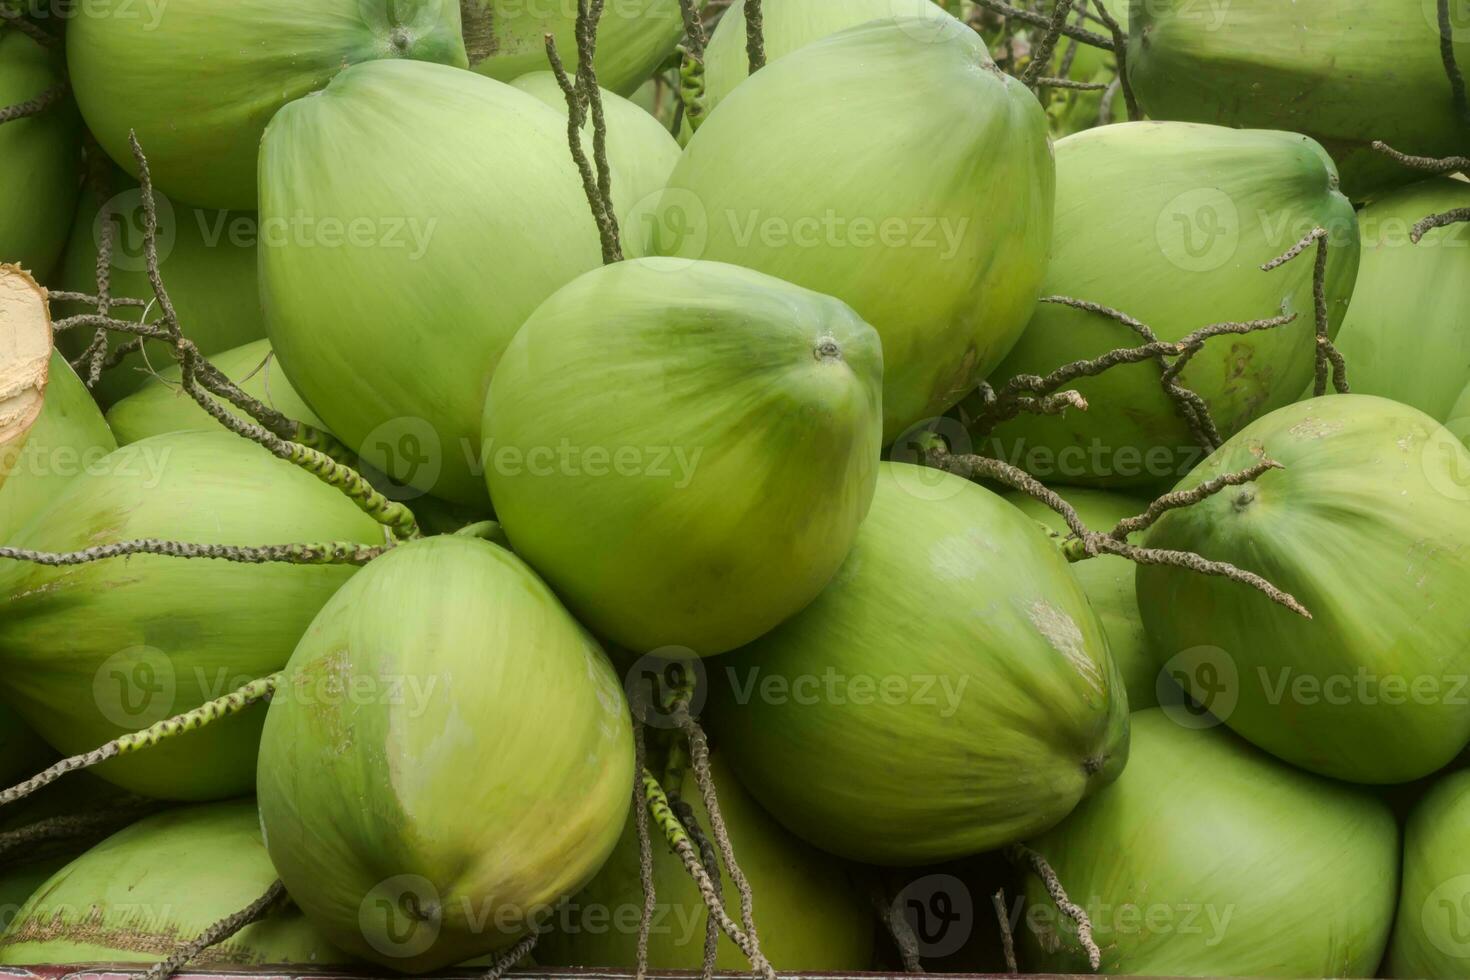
[0, 265, 51, 493]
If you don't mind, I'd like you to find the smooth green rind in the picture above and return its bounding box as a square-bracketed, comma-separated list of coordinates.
[654, 19, 1054, 443]
[258, 535, 633, 973]
[1136, 395, 1470, 783]
[986, 122, 1359, 489]
[707, 463, 1129, 866]
[510, 71, 681, 257]
[462, 0, 682, 96]
[538, 753, 874, 972]
[0, 430, 382, 800]
[1128, 0, 1470, 199]
[1331, 179, 1470, 421]
[1020, 709, 1399, 976]
[1006, 489, 1158, 709]
[484, 258, 882, 657]
[0, 352, 116, 544]
[260, 60, 604, 505]
[0, 801, 351, 966]
[0, 31, 80, 276]
[106, 340, 321, 445]
[697, 0, 956, 134]
[66, 0, 467, 210]
[53, 183, 266, 406]
[1388, 770, 1470, 977]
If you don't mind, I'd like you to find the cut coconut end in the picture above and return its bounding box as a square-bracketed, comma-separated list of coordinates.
[0, 264, 53, 489]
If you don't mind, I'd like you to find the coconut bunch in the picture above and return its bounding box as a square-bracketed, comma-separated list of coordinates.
[0, 0, 1468, 979]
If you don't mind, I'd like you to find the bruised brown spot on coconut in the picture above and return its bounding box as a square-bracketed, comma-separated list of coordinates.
[1027, 599, 1103, 696]
[460, 0, 499, 63]
[0, 265, 52, 493]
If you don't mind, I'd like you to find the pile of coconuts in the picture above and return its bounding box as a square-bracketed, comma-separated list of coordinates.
[0, 0, 1467, 977]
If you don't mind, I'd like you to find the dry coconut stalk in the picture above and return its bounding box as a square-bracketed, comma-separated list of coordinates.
[0, 265, 52, 492]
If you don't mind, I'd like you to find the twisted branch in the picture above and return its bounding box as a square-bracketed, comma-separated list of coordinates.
[1262, 228, 1348, 396]
[1088, 0, 1139, 120]
[1438, 0, 1469, 129]
[969, 0, 1112, 49]
[1020, 0, 1076, 89]
[0, 674, 282, 807]
[0, 539, 389, 567]
[1371, 141, 1469, 175]
[0, 81, 67, 125]
[675, 0, 711, 132]
[742, 0, 765, 74]
[926, 448, 1311, 618]
[993, 890, 1018, 974]
[138, 881, 289, 980]
[545, 0, 623, 264]
[1006, 844, 1100, 972]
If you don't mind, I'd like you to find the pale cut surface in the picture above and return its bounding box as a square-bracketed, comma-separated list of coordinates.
[0, 265, 52, 489]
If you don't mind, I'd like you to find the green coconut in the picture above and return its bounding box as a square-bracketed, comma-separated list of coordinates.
[462, 0, 682, 96]
[1331, 178, 1470, 421]
[1006, 489, 1158, 710]
[0, 800, 351, 966]
[509, 71, 682, 256]
[985, 122, 1360, 490]
[0, 857, 67, 935]
[652, 18, 1054, 443]
[538, 751, 874, 971]
[0, 430, 382, 800]
[483, 258, 882, 657]
[53, 181, 267, 406]
[1020, 708, 1398, 976]
[697, 0, 958, 130]
[257, 535, 633, 972]
[106, 339, 321, 446]
[260, 60, 606, 505]
[0, 352, 115, 544]
[1136, 394, 1470, 784]
[707, 463, 1129, 866]
[66, 0, 467, 210]
[1387, 770, 1470, 977]
[1129, 0, 1470, 199]
[0, 30, 80, 277]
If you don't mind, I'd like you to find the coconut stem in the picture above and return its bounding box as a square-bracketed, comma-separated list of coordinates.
[743, 0, 766, 74]
[544, 1, 624, 265]
[0, 538, 390, 567]
[1370, 141, 1470, 174]
[1438, 0, 1470, 130]
[675, 0, 711, 131]
[671, 795, 723, 980]
[641, 768, 776, 980]
[1109, 457, 1282, 539]
[0, 673, 282, 808]
[138, 880, 288, 980]
[0, 81, 66, 125]
[0, 7, 58, 47]
[1411, 208, 1470, 243]
[926, 447, 1312, 617]
[970, 0, 1113, 50]
[1020, 0, 1075, 89]
[868, 880, 924, 973]
[631, 719, 658, 980]
[0, 797, 163, 861]
[1005, 844, 1100, 972]
[1261, 228, 1349, 396]
[670, 697, 771, 975]
[1033, 77, 1108, 91]
[993, 889, 1019, 974]
[1087, 0, 1139, 120]
[479, 932, 540, 980]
